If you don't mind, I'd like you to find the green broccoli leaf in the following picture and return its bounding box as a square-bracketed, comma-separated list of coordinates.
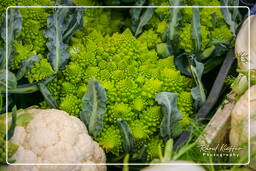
[135, 8, 154, 36]
[0, 9, 22, 69]
[155, 92, 182, 142]
[39, 83, 57, 108]
[45, 7, 83, 72]
[190, 58, 206, 110]
[16, 56, 40, 80]
[0, 94, 2, 111]
[0, 69, 17, 91]
[80, 79, 107, 137]
[117, 118, 135, 154]
[7, 105, 17, 140]
[62, 8, 83, 43]
[168, 0, 182, 42]
[220, 0, 239, 36]
[130, 0, 146, 33]
[45, 9, 69, 72]
[191, 8, 201, 53]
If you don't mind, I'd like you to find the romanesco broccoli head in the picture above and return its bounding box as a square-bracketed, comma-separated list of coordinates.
[26, 58, 54, 83]
[179, 24, 210, 53]
[95, 125, 122, 156]
[48, 29, 195, 157]
[211, 25, 233, 42]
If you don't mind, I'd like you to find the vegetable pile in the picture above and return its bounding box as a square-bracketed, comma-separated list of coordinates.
[48, 28, 194, 158]
[0, 0, 250, 170]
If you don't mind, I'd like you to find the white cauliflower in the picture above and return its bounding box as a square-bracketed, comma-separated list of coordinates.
[7, 109, 106, 171]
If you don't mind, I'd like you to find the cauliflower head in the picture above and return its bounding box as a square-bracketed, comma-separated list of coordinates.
[7, 109, 106, 171]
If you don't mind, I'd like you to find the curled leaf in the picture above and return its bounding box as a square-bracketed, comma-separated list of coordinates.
[0, 69, 17, 90]
[190, 58, 206, 110]
[135, 8, 154, 36]
[7, 105, 17, 140]
[191, 8, 201, 53]
[130, 0, 146, 33]
[38, 83, 57, 108]
[221, 0, 240, 36]
[80, 79, 107, 137]
[45, 7, 83, 72]
[168, 0, 182, 42]
[156, 92, 182, 142]
[117, 118, 135, 154]
[0, 9, 22, 69]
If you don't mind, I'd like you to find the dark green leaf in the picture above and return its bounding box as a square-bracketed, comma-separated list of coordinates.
[211, 12, 217, 28]
[189, 58, 206, 110]
[191, 8, 201, 52]
[135, 8, 154, 36]
[38, 83, 57, 108]
[80, 79, 107, 137]
[0, 9, 22, 69]
[0, 94, 2, 111]
[16, 56, 40, 80]
[174, 53, 192, 76]
[0, 69, 17, 90]
[130, 0, 146, 33]
[62, 8, 83, 43]
[156, 92, 182, 142]
[7, 105, 16, 140]
[45, 7, 82, 72]
[168, 0, 182, 42]
[5, 84, 39, 94]
[117, 118, 135, 153]
[134, 145, 147, 161]
[220, 0, 238, 36]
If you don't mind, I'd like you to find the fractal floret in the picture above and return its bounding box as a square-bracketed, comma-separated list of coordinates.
[178, 0, 233, 53]
[48, 28, 195, 158]
[1, 0, 54, 83]
[179, 24, 210, 53]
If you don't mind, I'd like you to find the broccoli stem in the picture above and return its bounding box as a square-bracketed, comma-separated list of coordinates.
[3, 84, 39, 94]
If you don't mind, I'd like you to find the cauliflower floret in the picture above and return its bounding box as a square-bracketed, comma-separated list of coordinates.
[7, 109, 106, 171]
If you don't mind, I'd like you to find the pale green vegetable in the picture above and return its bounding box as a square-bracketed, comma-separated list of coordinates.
[233, 15, 256, 96]
[229, 85, 256, 170]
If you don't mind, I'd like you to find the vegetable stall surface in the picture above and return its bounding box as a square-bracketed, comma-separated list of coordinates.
[7, 108, 106, 171]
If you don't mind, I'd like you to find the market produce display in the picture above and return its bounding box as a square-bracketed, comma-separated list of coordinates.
[0, 0, 254, 170]
[7, 108, 106, 171]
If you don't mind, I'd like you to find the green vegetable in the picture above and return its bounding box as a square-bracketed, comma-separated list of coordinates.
[45, 7, 83, 72]
[1, 0, 54, 84]
[1, 9, 22, 69]
[46, 29, 194, 158]
[0, 110, 18, 164]
[80, 79, 107, 137]
[155, 92, 182, 142]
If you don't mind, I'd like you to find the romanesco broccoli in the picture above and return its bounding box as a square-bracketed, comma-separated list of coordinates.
[1, 0, 54, 84]
[47, 29, 195, 158]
